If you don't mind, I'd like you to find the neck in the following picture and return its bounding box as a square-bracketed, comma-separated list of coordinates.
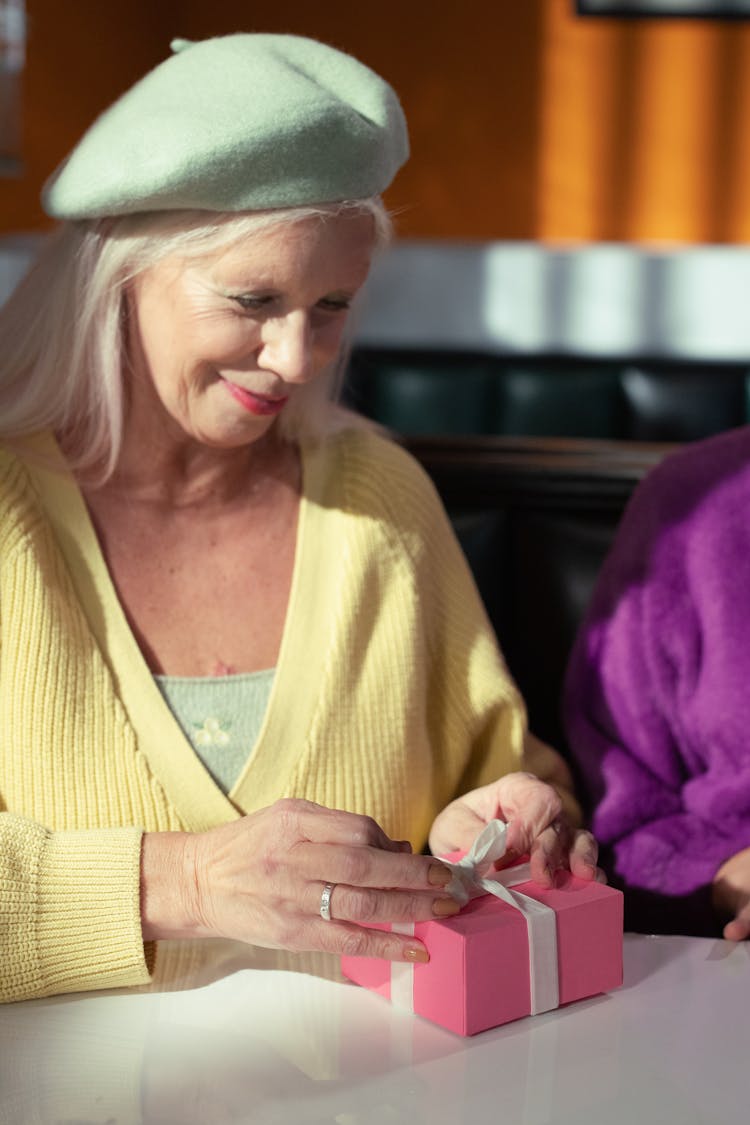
[77, 427, 299, 511]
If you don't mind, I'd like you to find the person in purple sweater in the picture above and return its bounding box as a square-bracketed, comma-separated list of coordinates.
[564, 426, 750, 941]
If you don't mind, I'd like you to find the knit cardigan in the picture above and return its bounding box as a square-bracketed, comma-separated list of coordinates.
[564, 426, 750, 934]
[0, 428, 567, 1002]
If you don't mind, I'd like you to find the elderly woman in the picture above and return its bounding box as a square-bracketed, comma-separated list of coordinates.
[0, 33, 596, 1004]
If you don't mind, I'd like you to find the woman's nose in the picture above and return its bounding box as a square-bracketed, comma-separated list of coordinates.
[258, 312, 313, 383]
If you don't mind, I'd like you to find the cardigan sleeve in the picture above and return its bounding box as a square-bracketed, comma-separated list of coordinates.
[563, 457, 745, 933]
[0, 450, 154, 1001]
[0, 813, 152, 1003]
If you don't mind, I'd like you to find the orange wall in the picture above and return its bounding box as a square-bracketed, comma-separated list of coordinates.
[177, 1, 548, 242]
[537, 3, 750, 242]
[3, 0, 750, 242]
[0, 0, 178, 232]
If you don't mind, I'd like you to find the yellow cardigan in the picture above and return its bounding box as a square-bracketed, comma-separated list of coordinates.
[0, 427, 572, 1002]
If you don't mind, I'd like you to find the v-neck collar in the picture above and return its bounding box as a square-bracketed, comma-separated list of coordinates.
[21, 432, 335, 830]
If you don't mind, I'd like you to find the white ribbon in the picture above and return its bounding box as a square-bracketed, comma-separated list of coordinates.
[391, 820, 559, 1017]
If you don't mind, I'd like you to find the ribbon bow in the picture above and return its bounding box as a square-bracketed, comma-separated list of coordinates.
[442, 819, 560, 1015]
[391, 820, 560, 1016]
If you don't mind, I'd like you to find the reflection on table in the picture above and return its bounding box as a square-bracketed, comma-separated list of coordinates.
[0, 933, 747, 1125]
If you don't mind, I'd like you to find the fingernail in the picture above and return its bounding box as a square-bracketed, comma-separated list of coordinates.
[583, 851, 597, 868]
[428, 863, 452, 887]
[404, 946, 430, 964]
[432, 897, 461, 917]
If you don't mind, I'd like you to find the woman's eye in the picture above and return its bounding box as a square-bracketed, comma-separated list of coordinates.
[317, 297, 351, 313]
[231, 294, 273, 311]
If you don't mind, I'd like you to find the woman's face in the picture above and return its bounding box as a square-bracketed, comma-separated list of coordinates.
[127, 211, 376, 451]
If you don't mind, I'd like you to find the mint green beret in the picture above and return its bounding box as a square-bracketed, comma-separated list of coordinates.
[41, 33, 409, 219]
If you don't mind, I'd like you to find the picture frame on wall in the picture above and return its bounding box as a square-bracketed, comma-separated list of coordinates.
[576, 1, 750, 15]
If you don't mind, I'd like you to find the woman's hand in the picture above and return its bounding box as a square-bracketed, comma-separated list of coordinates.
[140, 798, 461, 963]
[712, 846, 750, 941]
[428, 772, 599, 885]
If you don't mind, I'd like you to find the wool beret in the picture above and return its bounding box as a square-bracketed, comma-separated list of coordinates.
[41, 33, 409, 220]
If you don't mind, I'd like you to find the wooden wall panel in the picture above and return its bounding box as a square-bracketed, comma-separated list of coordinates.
[176, 0, 547, 241]
[538, 4, 750, 242]
[0, 0, 178, 232]
[3, 1, 750, 242]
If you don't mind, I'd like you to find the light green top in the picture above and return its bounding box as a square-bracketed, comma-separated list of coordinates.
[155, 670, 275, 793]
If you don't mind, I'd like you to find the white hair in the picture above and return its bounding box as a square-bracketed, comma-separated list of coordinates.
[0, 199, 391, 483]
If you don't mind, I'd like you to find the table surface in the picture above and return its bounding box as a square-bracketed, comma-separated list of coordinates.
[0, 933, 747, 1125]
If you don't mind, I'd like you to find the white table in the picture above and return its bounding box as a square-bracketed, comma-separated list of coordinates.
[0, 934, 747, 1124]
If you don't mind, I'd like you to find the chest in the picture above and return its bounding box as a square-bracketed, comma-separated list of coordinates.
[87, 492, 300, 676]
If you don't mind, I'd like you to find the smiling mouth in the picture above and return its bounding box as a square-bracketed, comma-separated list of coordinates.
[222, 379, 289, 416]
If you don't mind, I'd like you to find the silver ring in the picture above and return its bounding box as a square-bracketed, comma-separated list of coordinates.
[320, 881, 336, 922]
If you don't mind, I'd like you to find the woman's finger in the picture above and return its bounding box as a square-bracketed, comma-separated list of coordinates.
[428, 800, 487, 858]
[276, 797, 409, 851]
[526, 823, 601, 885]
[499, 779, 563, 857]
[723, 899, 750, 942]
[568, 829, 599, 880]
[527, 818, 571, 885]
[311, 880, 460, 925]
[291, 841, 453, 891]
[283, 917, 431, 963]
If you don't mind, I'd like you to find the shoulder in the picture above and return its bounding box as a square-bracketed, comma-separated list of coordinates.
[0, 441, 27, 482]
[0, 442, 39, 513]
[592, 427, 750, 614]
[0, 437, 64, 555]
[613, 427, 750, 555]
[324, 424, 434, 480]
[0, 445, 42, 560]
[317, 425, 444, 512]
[311, 424, 454, 556]
[632, 426, 750, 514]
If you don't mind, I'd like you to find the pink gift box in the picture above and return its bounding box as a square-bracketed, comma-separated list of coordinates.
[341, 871, 623, 1037]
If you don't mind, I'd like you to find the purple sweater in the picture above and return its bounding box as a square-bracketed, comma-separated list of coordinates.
[564, 427, 750, 934]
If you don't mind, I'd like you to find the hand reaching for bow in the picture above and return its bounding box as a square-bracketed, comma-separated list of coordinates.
[428, 771, 600, 885]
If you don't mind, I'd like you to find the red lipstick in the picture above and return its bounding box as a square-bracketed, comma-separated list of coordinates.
[224, 380, 288, 416]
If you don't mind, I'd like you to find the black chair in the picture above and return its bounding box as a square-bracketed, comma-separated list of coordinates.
[347, 347, 750, 443]
[402, 435, 675, 774]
